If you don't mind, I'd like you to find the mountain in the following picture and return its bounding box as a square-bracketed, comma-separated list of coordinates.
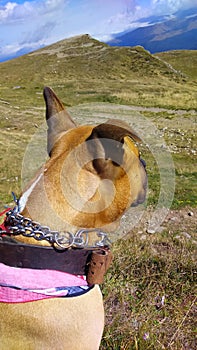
[1, 33, 196, 114]
[0, 46, 45, 63]
[0, 34, 184, 86]
[107, 7, 197, 53]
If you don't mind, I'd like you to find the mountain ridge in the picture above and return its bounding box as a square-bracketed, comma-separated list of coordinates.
[0, 34, 184, 92]
[0, 34, 196, 112]
[107, 7, 197, 53]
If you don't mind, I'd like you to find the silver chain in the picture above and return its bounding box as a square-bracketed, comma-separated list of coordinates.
[2, 208, 111, 250]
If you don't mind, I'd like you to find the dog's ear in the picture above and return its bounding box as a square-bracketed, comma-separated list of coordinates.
[86, 119, 141, 176]
[43, 86, 76, 156]
[88, 119, 141, 142]
[102, 119, 141, 142]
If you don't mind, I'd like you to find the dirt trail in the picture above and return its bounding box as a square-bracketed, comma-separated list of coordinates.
[109, 105, 197, 115]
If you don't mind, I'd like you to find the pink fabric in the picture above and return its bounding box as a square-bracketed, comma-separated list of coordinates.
[0, 263, 88, 303]
[0, 286, 55, 303]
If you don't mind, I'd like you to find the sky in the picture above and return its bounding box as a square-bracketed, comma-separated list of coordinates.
[0, 0, 196, 61]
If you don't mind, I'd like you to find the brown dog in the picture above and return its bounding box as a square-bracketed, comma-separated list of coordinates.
[0, 87, 147, 349]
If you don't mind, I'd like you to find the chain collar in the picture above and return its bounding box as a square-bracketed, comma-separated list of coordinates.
[2, 208, 112, 251]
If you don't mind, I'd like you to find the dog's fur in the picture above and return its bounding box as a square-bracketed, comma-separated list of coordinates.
[0, 87, 147, 349]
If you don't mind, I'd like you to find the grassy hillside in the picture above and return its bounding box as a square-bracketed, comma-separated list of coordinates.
[0, 35, 196, 111]
[0, 36, 196, 350]
[155, 50, 197, 80]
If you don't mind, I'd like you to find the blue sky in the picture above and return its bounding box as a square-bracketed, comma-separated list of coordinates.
[0, 0, 196, 60]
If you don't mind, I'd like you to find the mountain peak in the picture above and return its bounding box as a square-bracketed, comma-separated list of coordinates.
[28, 33, 105, 58]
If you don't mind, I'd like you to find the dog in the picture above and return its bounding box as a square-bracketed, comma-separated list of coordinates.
[0, 87, 147, 349]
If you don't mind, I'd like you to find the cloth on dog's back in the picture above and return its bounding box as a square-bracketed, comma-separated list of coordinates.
[0, 263, 90, 303]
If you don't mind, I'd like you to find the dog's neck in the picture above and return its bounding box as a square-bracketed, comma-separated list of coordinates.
[19, 172, 43, 213]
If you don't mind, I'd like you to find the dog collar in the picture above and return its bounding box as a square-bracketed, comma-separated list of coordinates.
[0, 208, 113, 285]
[4, 207, 112, 250]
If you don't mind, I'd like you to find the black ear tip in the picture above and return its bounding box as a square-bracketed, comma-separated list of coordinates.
[43, 86, 53, 99]
[43, 86, 52, 91]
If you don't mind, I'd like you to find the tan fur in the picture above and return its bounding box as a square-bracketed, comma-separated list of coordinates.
[0, 87, 147, 349]
[0, 286, 104, 350]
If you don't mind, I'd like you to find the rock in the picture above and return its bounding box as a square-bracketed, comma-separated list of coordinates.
[146, 226, 166, 234]
[146, 227, 156, 234]
[140, 234, 147, 241]
[170, 216, 178, 222]
[182, 232, 191, 239]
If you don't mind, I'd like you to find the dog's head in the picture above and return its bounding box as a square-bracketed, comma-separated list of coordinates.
[37, 87, 147, 231]
[21, 87, 147, 232]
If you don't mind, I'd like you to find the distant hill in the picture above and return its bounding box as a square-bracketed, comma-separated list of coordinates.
[0, 34, 184, 89]
[0, 46, 44, 63]
[107, 7, 197, 53]
[0, 34, 196, 111]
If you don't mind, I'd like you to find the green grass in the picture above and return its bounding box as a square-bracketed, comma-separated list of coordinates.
[155, 50, 197, 81]
[101, 231, 196, 350]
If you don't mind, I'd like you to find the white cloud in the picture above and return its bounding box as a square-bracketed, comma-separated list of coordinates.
[0, 2, 17, 22]
[151, 0, 197, 14]
[0, 1, 34, 23]
[0, 0, 69, 60]
[102, 3, 151, 36]
[0, 0, 67, 23]
[20, 21, 56, 45]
